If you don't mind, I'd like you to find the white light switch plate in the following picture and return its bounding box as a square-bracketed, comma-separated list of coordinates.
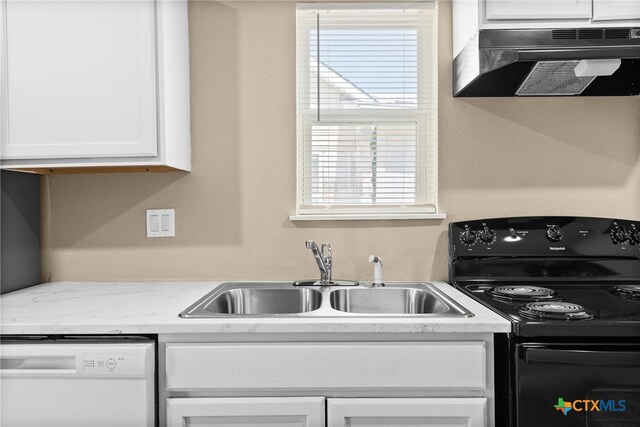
[146, 209, 175, 237]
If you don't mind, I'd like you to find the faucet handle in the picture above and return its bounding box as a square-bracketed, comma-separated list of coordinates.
[321, 243, 332, 257]
[305, 240, 317, 249]
[321, 244, 332, 269]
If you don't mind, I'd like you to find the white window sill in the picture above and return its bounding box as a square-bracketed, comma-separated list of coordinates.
[289, 213, 446, 221]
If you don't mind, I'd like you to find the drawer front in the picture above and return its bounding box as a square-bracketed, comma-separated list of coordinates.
[166, 342, 486, 392]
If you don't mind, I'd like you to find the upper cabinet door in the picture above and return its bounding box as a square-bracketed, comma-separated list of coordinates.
[2, 0, 157, 160]
[593, 0, 640, 21]
[1, 1, 7, 150]
[485, 0, 592, 20]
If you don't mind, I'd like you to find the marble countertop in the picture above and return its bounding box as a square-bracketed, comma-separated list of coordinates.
[0, 281, 511, 335]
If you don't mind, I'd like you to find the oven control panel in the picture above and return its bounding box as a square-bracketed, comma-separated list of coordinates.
[450, 216, 640, 258]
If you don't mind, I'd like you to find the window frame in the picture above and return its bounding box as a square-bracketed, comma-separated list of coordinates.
[292, 2, 442, 221]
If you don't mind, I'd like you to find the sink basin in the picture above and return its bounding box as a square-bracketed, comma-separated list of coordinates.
[179, 282, 472, 318]
[329, 288, 452, 314]
[179, 283, 321, 317]
[206, 288, 321, 315]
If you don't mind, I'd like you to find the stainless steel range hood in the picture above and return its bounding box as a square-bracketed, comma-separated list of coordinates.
[453, 28, 640, 97]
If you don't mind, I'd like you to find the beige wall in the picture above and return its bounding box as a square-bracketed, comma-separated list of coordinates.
[41, 1, 640, 283]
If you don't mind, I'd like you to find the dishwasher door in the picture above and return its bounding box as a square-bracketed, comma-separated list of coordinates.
[0, 339, 155, 427]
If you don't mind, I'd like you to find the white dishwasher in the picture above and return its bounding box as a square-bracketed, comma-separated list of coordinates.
[0, 336, 155, 427]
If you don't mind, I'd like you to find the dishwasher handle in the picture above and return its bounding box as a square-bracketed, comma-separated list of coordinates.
[0, 346, 78, 375]
[1, 356, 76, 372]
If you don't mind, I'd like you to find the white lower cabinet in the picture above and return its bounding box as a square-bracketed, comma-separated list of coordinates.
[166, 397, 325, 427]
[166, 397, 487, 427]
[327, 398, 487, 427]
[162, 339, 494, 427]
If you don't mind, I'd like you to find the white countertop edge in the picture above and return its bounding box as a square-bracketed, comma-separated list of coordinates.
[0, 281, 511, 335]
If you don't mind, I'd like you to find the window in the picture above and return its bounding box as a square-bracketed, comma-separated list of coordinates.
[293, 3, 439, 220]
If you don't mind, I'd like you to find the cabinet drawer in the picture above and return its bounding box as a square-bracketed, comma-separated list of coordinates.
[165, 342, 486, 392]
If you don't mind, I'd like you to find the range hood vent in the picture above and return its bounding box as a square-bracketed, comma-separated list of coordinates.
[551, 29, 632, 40]
[454, 27, 640, 97]
[605, 29, 631, 40]
[578, 29, 605, 40]
[552, 29, 578, 40]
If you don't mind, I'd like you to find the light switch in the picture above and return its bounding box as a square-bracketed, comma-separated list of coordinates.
[146, 209, 175, 238]
[161, 213, 171, 231]
[149, 214, 160, 232]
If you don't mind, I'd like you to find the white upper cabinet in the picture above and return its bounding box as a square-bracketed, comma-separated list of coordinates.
[4, 0, 157, 160]
[0, 0, 191, 173]
[485, 0, 592, 20]
[593, 0, 640, 21]
[466, 0, 640, 31]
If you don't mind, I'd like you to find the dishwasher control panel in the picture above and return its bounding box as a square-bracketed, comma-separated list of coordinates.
[81, 345, 153, 377]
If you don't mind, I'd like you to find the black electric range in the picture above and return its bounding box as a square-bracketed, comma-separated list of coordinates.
[448, 216, 640, 427]
[461, 282, 640, 337]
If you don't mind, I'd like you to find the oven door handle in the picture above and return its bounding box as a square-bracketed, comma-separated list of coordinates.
[524, 347, 640, 366]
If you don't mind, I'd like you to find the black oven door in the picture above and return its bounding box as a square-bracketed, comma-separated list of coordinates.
[514, 343, 640, 427]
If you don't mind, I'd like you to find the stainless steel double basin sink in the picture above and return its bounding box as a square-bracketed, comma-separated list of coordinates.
[179, 282, 472, 318]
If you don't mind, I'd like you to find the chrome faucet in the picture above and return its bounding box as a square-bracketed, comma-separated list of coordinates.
[306, 241, 332, 284]
[294, 241, 358, 286]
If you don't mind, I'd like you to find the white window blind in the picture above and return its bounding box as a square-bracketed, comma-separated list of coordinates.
[295, 3, 438, 218]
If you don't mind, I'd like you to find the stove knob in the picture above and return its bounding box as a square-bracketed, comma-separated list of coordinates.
[630, 225, 640, 244]
[546, 225, 563, 242]
[460, 226, 477, 245]
[611, 224, 629, 244]
[479, 226, 496, 244]
[509, 228, 518, 239]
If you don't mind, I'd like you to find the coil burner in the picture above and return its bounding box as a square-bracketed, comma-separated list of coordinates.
[486, 286, 561, 303]
[517, 302, 594, 321]
[611, 285, 640, 301]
